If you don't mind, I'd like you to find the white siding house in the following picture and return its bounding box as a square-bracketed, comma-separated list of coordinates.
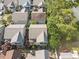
[29, 24, 48, 46]
[31, 12, 46, 24]
[12, 12, 28, 24]
[4, 24, 26, 47]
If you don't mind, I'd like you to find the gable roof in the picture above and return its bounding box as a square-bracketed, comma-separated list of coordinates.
[12, 12, 28, 24]
[19, 0, 31, 5]
[29, 24, 47, 40]
[7, 2, 15, 8]
[10, 32, 23, 45]
[26, 50, 49, 59]
[36, 31, 47, 43]
[33, 0, 44, 6]
[4, 0, 18, 6]
[31, 11, 46, 21]
[4, 24, 25, 39]
[4, 0, 31, 6]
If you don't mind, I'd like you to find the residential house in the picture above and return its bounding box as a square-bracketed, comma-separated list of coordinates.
[4, 0, 18, 6]
[32, 0, 45, 12]
[12, 12, 28, 24]
[29, 24, 48, 46]
[19, 0, 31, 6]
[32, 0, 44, 6]
[31, 11, 46, 24]
[4, 0, 31, 6]
[26, 50, 49, 59]
[0, 50, 22, 59]
[21, 1, 31, 12]
[0, 24, 5, 44]
[7, 2, 16, 12]
[4, 24, 26, 47]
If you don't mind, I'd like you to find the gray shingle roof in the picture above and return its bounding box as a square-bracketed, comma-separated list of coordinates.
[4, 24, 25, 40]
[10, 32, 24, 45]
[26, 50, 49, 59]
[4, 0, 31, 6]
[19, 0, 31, 5]
[29, 24, 47, 43]
[33, 0, 44, 6]
[12, 12, 28, 24]
[31, 11, 46, 24]
[36, 31, 48, 43]
[4, 0, 17, 6]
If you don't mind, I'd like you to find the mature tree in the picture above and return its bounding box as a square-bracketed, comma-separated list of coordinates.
[46, 0, 79, 58]
[0, 14, 12, 26]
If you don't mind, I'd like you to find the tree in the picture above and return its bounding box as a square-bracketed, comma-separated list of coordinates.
[0, 14, 12, 26]
[46, 0, 79, 58]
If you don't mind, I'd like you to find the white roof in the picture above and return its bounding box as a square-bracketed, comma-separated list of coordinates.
[4, 24, 25, 39]
[26, 50, 49, 59]
[6, 24, 25, 28]
[29, 24, 47, 29]
[37, 31, 47, 43]
[10, 32, 23, 45]
[33, 0, 44, 5]
[10, 32, 19, 43]
[19, 0, 31, 5]
[12, 12, 28, 24]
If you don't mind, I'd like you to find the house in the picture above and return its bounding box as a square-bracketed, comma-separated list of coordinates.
[4, 0, 31, 6]
[12, 12, 28, 24]
[29, 24, 48, 46]
[19, 0, 31, 6]
[32, 0, 44, 6]
[0, 24, 5, 44]
[32, 0, 45, 12]
[4, 24, 26, 47]
[31, 11, 46, 24]
[26, 50, 49, 59]
[7, 2, 16, 12]
[0, 50, 22, 59]
[21, 1, 31, 12]
[4, 0, 18, 6]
